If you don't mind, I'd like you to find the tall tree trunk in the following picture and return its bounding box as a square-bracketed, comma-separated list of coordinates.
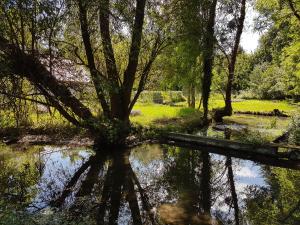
[122, 0, 147, 120]
[187, 87, 191, 107]
[201, 0, 217, 123]
[224, 0, 246, 116]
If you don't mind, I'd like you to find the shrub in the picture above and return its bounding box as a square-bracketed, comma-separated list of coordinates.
[137, 91, 186, 104]
[248, 63, 287, 100]
[288, 116, 300, 145]
[152, 92, 164, 104]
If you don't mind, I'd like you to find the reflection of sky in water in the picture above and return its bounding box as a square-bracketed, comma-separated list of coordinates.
[212, 154, 266, 187]
[28, 147, 93, 211]
[27, 145, 268, 212]
[211, 154, 266, 214]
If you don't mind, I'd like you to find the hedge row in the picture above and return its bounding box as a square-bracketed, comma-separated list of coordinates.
[137, 91, 186, 104]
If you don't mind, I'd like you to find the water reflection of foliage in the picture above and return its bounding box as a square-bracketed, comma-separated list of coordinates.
[44, 150, 161, 225]
[158, 145, 225, 224]
[159, 144, 249, 225]
[245, 167, 300, 225]
[0, 145, 40, 224]
[0, 145, 40, 207]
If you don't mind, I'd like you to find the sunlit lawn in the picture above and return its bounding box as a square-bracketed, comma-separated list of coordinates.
[130, 96, 299, 128]
[209, 98, 298, 114]
[131, 103, 199, 126]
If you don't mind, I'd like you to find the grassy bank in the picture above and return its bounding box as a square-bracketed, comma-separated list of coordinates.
[209, 97, 299, 115]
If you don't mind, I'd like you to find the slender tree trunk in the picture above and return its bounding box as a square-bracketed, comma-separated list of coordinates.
[31, 0, 36, 56]
[191, 83, 195, 108]
[202, 0, 217, 123]
[224, 0, 246, 116]
[187, 86, 191, 107]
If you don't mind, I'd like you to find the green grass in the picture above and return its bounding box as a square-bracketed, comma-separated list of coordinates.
[209, 98, 298, 114]
[224, 114, 291, 140]
[224, 114, 290, 130]
[131, 103, 198, 126]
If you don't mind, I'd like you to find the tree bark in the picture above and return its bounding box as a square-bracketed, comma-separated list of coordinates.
[122, 0, 147, 119]
[201, 0, 217, 123]
[191, 84, 195, 108]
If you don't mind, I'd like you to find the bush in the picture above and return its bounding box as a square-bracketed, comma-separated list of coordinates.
[137, 91, 186, 104]
[238, 89, 260, 99]
[152, 92, 164, 104]
[248, 63, 287, 100]
[288, 116, 300, 145]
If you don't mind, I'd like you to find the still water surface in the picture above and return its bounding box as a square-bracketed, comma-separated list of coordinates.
[0, 142, 299, 225]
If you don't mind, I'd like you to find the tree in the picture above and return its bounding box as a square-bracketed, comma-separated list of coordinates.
[201, 0, 218, 123]
[215, 0, 247, 118]
[249, 0, 300, 101]
[0, 0, 168, 146]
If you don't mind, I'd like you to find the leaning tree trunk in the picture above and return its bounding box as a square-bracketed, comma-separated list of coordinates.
[201, 0, 217, 123]
[0, 0, 156, 147]
[224, 0, 246, 116]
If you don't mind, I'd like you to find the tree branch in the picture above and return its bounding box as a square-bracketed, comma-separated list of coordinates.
[77, 0, 111, 117]
[0, 35, 95, 127]
[123, 0, 147, 107]
[287, 0, 300, 22]
[98, 0, 119, 84]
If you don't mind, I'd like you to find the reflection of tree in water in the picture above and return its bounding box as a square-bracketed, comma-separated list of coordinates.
[0, 147, 40, 209]
[158, 129, 243, 225]
[159, 146, 221, 224]
[1, 143, 300, 225]
[159, 128, 214, 219]
[50, 150, 160, 225]
[244, 167, 300, 225]
[48, 137, 241, 224]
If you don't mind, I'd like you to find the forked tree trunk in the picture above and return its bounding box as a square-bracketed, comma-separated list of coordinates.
[0, 0, 156, 147]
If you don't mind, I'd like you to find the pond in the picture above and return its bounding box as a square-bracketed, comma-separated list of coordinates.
[0, 141, 299, 225]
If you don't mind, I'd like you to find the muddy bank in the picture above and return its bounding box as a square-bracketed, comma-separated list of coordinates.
[0, 127, 94, 147]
